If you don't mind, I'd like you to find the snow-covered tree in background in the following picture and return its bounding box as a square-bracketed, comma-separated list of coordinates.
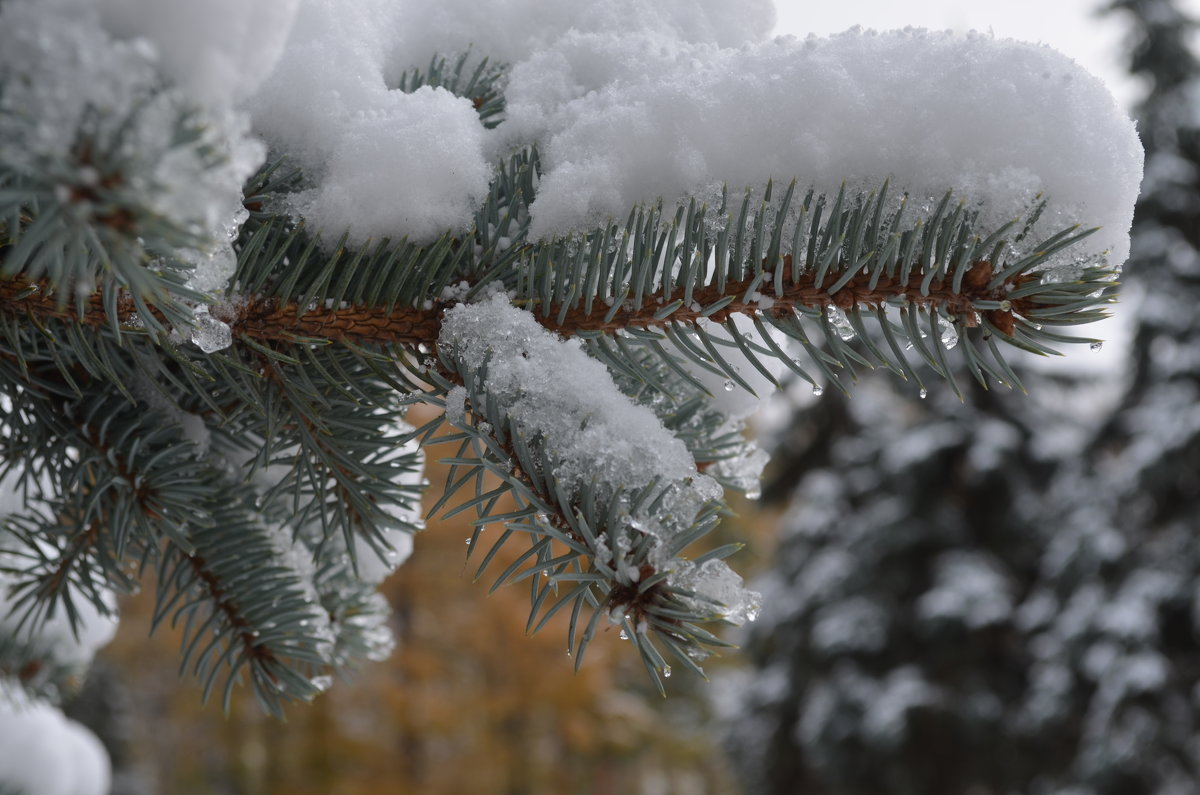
[0, 0, 1141, 790]
[727, 2, 1200, 793]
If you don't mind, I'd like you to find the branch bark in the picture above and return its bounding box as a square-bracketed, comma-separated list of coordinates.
[0, 259, 1026, 349]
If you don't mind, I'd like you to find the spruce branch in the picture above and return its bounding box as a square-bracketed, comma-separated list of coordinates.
[1, 130, 1120, 701]
[0, 251, 1106, 358]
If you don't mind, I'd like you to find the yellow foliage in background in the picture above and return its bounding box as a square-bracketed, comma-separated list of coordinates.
[97, 406, 749, 795]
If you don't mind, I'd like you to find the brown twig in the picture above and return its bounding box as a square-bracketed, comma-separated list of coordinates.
[0, 259, 1027, 350]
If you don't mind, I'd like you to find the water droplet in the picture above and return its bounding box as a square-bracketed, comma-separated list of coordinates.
[309, 675, 333, 693]
[662, 665, 672, 678]
[812, 385, 824, 397]
[919, 388, 928, 399]
[541, 569, 550, 577]
[465, 538, 473, 545]
[723, 379, 735, 391]
[566, 650, 572, 658]
[999, 300, 1012, 312]
[745, 485, 762, 500]
[1090, 341, 1104, 352]
[619, 630, 629, 640]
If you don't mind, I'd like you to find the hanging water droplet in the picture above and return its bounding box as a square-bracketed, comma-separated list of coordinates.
[541, 569, 549, 577]
[566, 650, 572, 658]
[812, 384, 824, 397]
[723, 379, 735, 391]
[662, 665, 672, 679]
[999, 300, 1012, 312]
[465, 538, 473, 545]
[919, 388, 928, 399]
[745, 485, 762, 500]
[1090, 341, 1104, 352]
[619, 629, 629, 640]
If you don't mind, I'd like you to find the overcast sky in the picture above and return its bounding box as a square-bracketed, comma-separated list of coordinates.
[772, 0, 1200, 109]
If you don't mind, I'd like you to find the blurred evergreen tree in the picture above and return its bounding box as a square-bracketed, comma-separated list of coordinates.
[728, 2, 1200, 793]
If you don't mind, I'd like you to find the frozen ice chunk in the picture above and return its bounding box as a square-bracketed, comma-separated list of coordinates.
[672, 559, 763, 625]
[189, 307, 233, 353]
[180, 241, 238, 297]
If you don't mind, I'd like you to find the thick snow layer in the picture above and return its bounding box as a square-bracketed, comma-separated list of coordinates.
[241, 2, 1138, 262]
[441, 295, 718, 504]
[250, 0, 492, 246]
[298, 87, 491, 244]
[0, 691, 111, 795]
[514, 29, 1142, 268]
[93, 0, 300, 108]
[439, 295, 760, 622]
[5, 0, 1139, 268]
[0, 0, 264, 269]
[386, 0, 773, 71]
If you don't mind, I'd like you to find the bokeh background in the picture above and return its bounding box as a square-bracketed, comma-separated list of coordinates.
[71, 2, 1200, 793]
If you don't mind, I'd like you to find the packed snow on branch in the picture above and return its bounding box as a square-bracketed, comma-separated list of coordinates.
[2, 0, 1142, 267]
[439, 294, 761, 624]
[510, 28, 1142, 266]
[248, 0, 1138, 269]
[0, 688, 111, 795]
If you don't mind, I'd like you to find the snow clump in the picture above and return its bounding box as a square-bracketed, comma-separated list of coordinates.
[439, 294, 761, 623]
